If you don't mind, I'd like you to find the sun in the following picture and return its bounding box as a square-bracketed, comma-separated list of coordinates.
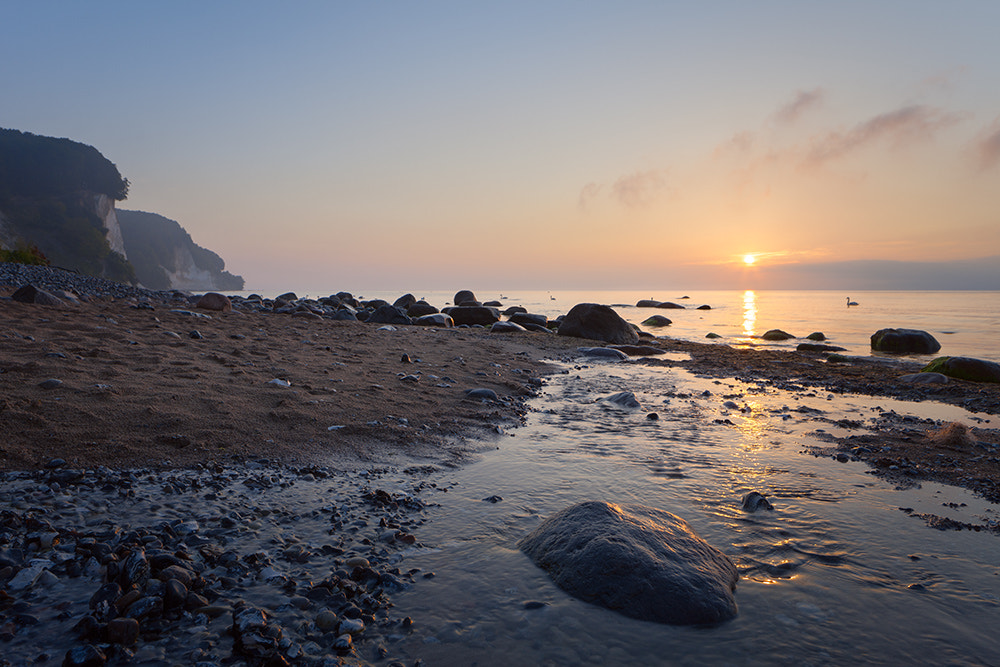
[743, 254, 756, 266]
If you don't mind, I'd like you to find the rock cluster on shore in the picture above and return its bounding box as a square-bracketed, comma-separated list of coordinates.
[0, 460, 437, 666]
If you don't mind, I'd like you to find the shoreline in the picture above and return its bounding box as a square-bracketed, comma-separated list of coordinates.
[1, 273, 998, 503]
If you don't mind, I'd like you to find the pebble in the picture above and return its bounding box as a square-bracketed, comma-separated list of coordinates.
[38, 378, 63, 389]
[0, 462, 427, 665]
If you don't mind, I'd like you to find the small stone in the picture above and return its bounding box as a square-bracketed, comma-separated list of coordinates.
[482, 495, 503, 503]
[334, 633, 353, 650]
[400, 354, 412, 363]
[189, 330, 204, 339]
[62, 644, 107, 667]
[316, 609, 338, 631]
[646, 412, 659, 420]
[741, 491, 774, 512]
[38, 378, 63, 390]
[105, 617, 139, 645]
[339, 617, 365, 634]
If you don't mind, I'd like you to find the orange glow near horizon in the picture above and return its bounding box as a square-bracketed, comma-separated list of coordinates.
[743, 254, 757, 266]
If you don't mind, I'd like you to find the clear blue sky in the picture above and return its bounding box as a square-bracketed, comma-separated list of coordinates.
[2, 1, 999, 290]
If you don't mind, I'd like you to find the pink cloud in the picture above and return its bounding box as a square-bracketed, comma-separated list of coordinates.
[974, 117, 1000, 171]
[771, 88, 824, 126]
[610, 169, 669, 207]
[803, 105, 963, 166]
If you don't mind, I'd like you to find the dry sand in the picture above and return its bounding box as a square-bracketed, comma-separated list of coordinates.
[0, 296, 583, 471]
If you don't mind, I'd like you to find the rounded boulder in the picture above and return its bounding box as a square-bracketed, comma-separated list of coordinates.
[870, 328, 941, 354]
[518, 501, 738, 625]
[557, 303, 639, 345]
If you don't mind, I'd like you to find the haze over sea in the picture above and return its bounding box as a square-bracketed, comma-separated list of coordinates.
[237, 288, 1000, 363]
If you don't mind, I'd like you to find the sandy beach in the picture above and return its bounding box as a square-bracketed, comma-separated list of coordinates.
[4, 284, 1000, 665]
[0, 294, 589, 472]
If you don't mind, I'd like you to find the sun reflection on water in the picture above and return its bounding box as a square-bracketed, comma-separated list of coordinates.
[743, 290, 756, 337]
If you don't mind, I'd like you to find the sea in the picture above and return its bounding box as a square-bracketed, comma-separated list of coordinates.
[239, 288, 1000, 363]
[243, 289, 1000, 664]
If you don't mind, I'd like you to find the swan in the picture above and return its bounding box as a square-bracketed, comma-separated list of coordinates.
[846, 297, 859, 307]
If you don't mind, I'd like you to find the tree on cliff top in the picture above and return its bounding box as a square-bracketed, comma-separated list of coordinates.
[0, 128, 129, 200]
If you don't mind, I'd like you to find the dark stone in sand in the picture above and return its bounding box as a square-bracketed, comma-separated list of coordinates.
[491, 320, 527, 333]
[12, 284, 64, 306]
[63, 644, 107, 667]
[196, 292, 232, 312]
[921, 356, 1000, 383]
[558, 303, 639, 345]
[796, 343, 847, 353]
[641, 315, 672, 327]
[368, 305, 412, 325]
[332, 310, 358, 321]
[522, 323, 554, 334]
[453, 290, 479, 306]
[106, 617, 139, 645]
[762, 329, 795, 341]
[275, 292, 298, 304]
[509, 312, 548, 327]
[519, 501, 738, 625]
[465, 388, 499, 401]
[392, 293, 417, 309]
[413, 313, 454, 327]
[406, 301, 439, 317]
[442, 306, 500, 326]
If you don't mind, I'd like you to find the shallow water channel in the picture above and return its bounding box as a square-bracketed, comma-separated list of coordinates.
[4, 357, 999, 666]
[382, 358, 1000, 666]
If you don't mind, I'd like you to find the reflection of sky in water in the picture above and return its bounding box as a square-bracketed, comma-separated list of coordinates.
[390, 360, 1000, 666]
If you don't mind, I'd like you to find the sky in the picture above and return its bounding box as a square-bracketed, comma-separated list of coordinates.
[2, 1, 999, 291]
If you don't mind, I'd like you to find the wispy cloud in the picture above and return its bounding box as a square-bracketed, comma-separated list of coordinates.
[771, 88, 824, 126]
[803, 105, 963, 167]
[974, 117, 1000, 171]
[610, 169, 669, 207]
[578, 182, 603, 209]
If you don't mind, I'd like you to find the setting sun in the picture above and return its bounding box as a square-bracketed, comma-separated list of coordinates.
[743, 254, 756, 266]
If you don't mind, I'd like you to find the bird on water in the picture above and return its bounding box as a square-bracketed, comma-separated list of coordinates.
[847, 297, 859, 307]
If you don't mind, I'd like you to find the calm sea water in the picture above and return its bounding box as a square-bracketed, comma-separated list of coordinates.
[239, 289, 1000, 363]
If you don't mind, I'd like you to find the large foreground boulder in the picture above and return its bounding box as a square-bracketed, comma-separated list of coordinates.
[518, 501, 738, 625]
[557, 303, 639, 345]
[871, 328, 941, 354]
[921, 356, 1000, 383]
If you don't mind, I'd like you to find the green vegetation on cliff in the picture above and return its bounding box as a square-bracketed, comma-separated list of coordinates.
[0, 128, 129, 200]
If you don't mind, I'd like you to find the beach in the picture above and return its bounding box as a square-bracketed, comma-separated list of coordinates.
[3, 276, 1000, 665]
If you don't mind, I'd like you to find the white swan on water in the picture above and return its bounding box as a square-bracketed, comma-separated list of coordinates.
[847, 297, 859, 307]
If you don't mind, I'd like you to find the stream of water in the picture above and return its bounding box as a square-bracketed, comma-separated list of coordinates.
[374, 357, 1000, 666]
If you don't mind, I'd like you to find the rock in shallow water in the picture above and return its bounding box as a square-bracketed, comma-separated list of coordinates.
[518, 501, 738, 625]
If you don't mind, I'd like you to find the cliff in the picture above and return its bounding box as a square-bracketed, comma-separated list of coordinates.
[0, 128, 133, 281]
[117, 210, 244, 291]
